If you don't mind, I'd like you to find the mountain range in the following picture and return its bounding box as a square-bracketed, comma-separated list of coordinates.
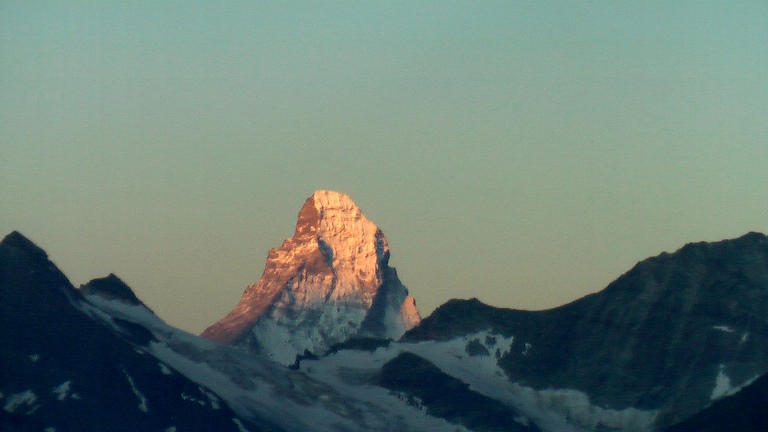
[2, 190, 768, 431]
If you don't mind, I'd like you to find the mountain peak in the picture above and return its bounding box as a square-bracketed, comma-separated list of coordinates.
[294, 190, 355, 236]
[294, 190, 377, 247]
[201, 191, 420, 363]
[0, 231, 49, 262]
[80, 274, 148, 308]
[302, 190, 360, 219]
[292, 190, 388, 272]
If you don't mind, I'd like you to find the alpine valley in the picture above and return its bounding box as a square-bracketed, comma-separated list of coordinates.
[3, 190, 768, 432]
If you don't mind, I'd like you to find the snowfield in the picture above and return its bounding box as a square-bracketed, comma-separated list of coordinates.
[305, 331, 658, 432]
[79, 294, 660, 432]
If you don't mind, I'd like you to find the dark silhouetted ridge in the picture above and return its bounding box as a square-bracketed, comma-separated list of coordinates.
[0, 231, 263, 432]
[403, 232, 768, 430]
[0, 231, 50, 262]
[80, 273, 146, 307]
[402, 298, 540, 342]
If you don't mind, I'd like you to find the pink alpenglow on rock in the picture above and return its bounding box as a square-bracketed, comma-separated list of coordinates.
[201, 190, 421, 364]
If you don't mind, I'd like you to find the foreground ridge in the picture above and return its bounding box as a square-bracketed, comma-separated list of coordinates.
[0, 231, 259, 432]
[406, 231, 768, 430]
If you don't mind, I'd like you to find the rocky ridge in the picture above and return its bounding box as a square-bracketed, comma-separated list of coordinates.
[201, 190, 420, 363]
[405, 232, 768, 430]
[0, 232, 261, 432]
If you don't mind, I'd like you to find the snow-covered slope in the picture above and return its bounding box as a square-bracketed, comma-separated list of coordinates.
[300, 333, 657, 432]
[80, 274, 648, 432]
[201, 190, 420, 364]
[78, 277, 490, 431]
[82, 290, 572, 431]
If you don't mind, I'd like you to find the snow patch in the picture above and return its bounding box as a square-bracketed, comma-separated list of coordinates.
[232, 418, 250, 432]
[159, 362, 172, 375]
[3, 390, 38, 414]
[123, 370, 149, 413]
[181, 385, 220, 409]
[712, 325, 735, 333]
[523, 342, 532, 355]
[711, 365, 735, 401]
[514, 415, 531, 426]
[29, 354, 40, 362]
[164, 427, 177, 432]
[83, 294, 167, 329]
[520, 388, 658, 432]
[711, 365, 758, 401]
[52, 381, 74, 401]
[200, 386, 221, 409]
[393, 391, 426, 412]
[181, 393, 206, 406]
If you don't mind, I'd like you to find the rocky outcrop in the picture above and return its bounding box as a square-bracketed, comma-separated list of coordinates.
[201, 190, 420, 364]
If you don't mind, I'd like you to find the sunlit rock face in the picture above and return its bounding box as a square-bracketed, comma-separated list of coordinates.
[201, 190, 420, 364]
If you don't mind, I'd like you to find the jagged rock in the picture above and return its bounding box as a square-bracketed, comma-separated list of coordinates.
[201, 190, 420, 364]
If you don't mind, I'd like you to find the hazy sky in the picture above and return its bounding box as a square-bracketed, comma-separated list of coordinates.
[2, 2, 767, 334]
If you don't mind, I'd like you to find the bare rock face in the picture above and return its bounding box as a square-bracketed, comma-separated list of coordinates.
[201, 190, 420, 364]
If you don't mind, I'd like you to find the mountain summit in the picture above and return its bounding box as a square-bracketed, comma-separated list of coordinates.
[201, 190, 420, 363]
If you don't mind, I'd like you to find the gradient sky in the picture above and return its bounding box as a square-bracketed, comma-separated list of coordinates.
[2, 2, 767, 334]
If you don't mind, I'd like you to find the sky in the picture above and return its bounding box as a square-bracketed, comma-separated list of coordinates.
[2, 2, 767, 334]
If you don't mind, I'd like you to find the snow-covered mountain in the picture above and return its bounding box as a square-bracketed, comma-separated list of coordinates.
[201, 190, 420, 364]
[4, 222, 768, 430]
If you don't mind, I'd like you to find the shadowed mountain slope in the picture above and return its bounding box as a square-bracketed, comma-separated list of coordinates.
[664, 371, 768, 432]
[405, 232, 768, 429]
[0, 232, 266, 432]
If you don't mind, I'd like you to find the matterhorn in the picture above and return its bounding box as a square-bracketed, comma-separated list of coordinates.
[201, 190, 421, 364]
